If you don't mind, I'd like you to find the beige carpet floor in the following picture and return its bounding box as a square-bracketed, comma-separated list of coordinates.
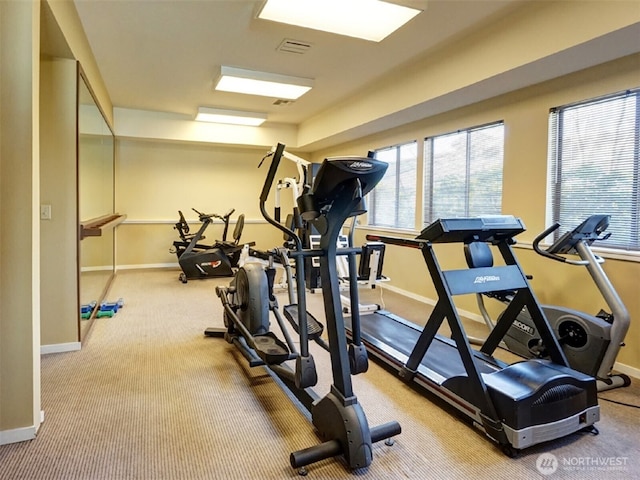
[0, 268, 638, 479]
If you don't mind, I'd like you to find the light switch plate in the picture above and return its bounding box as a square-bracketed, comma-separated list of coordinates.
[40, 204, 52, 220]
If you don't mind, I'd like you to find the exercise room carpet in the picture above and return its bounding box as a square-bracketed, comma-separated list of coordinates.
[0, 269, 638, 479]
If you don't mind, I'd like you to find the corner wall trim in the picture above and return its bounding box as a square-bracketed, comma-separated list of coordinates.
[0, 425, 37, 445]
[40, 342, 81, 355]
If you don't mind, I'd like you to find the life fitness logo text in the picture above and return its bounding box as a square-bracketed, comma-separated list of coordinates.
[473, 275, 500, 284]
[348, 161, 373, 171]
[200, 261, 222, 269]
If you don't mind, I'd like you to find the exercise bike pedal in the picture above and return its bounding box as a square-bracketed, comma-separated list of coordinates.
[253, 332, 291, 365]
[283, 304, 324, 340]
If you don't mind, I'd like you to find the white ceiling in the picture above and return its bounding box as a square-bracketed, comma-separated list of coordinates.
[73, 0, 527, 126]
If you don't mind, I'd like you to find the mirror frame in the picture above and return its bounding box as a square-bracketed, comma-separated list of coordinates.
[77, 65, 116, 342]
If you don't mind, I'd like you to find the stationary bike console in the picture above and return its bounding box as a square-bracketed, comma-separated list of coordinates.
[534, 214, 611, 260]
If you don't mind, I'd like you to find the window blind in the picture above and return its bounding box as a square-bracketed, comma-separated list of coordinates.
[424, 122, 504, 225]
[370, 141, 417, 229]
[548, 89, 640, 250]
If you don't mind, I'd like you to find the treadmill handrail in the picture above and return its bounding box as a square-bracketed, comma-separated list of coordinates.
[366, 234, 427, 249]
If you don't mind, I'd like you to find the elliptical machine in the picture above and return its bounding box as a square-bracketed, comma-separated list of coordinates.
[206, 144, 401, 475]
[174, 208, 249, 283]
[473, 215, 631, 391]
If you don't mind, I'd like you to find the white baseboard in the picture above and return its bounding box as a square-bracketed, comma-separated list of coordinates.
[379, 283, 485, 323]
[116, 262, 177, 271]
[613, 362, 640, 381]
[0, 425, 36, 445]
[40, 342, 81, 355]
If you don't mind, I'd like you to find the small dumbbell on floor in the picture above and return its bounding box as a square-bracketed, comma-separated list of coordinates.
[80, 301, 97, 319]
[98, 298, 125, 316]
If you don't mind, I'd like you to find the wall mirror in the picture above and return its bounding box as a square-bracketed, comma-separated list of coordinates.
[78, 71, 116, 341]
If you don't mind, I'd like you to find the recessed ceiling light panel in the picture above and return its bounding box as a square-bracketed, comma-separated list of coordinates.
[215, 66, 314, 100]
[258, 0, 422, 42]
[195, 107, 268, 126]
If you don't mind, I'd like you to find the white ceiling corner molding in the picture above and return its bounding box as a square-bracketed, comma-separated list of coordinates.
[113, 108, 298, 148]
[195, 107, 268, 126]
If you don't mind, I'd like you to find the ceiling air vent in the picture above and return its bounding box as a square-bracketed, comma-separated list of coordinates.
[277, 38, 312, 55]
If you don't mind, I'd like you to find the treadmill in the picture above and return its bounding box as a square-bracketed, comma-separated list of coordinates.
[345, 216, 599, 455]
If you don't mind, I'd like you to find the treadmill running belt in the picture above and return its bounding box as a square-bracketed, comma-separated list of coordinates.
[347, 311, 503, 383]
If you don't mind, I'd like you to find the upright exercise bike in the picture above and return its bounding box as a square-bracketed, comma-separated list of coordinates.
[206, 143, 401, 475]
[474, 215, 631, 391]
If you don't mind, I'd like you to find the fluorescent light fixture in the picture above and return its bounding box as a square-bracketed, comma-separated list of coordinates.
[195, 107, 268, 126]
[215, 66, 313, 100]
[258, 0, 421, 42]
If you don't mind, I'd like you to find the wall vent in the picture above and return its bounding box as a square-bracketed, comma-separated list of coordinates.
[277, 38, 312, 54]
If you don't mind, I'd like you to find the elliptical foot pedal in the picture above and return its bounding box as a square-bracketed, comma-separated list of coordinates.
[283, 304, 324, 340]
[254, 332, 290, 365]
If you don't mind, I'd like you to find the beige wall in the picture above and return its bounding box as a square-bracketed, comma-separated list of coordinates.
[1, 0, 110, 445]
[0, 0, 42, 442]
[39, 56, 79, 348]
[314, 54, 640, 374]
[46, 0, 112, 126]
[115, 139, 302, 267]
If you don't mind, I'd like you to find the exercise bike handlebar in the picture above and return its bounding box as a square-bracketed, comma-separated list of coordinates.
[191, 208, 235, 223]
[219, 208, 235, 221]
[532, 223, 564, 261]
[533, 222, 603, 266]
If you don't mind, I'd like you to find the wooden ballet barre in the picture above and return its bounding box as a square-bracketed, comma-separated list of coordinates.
[80, 213, 127, 239]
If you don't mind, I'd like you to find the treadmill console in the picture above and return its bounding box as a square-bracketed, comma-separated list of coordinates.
[418, 216, 526, 244]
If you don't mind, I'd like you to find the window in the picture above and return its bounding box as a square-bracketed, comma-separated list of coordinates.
[548, 89, 640, 251]
[423, 122, 504, 225]
[369, 141, 417, 229]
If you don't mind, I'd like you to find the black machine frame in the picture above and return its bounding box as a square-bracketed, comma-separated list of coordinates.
[207, 144, 401, 474]
[350, 216, 600, 455]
